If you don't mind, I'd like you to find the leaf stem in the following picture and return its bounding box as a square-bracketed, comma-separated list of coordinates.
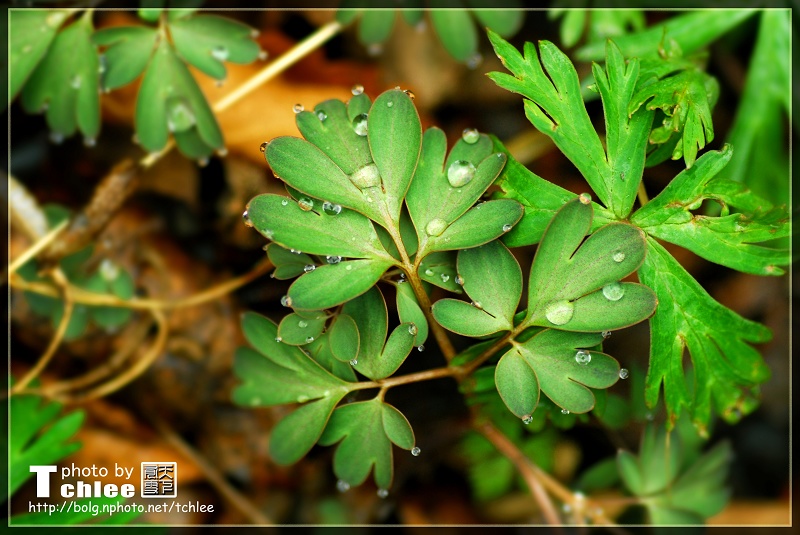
[348, 366, 457, 391]
[637, 181, 650, 206]
[7, 219, 68, 276]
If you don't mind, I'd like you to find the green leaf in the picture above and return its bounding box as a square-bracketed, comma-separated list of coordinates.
[357, 322, 416, 380]
[575, 457, 620, 493]
[498, 330, 620, 415]
[469, 2, 524, 38]
[495, 347, 540, 419]
[418, 252, 463, 293]
[430, 10, 478, 63]
[720, 10, 789, 205]
[277, 312, 327, 346]
[342, 286, 386, 368]
[523, 197, 655, 332]
[328, 314, 360, 363]
[305, 333, 358, 382]
[406, 127, 507, 255]
[92, 26, 158, 91]
[367, 89, 422, 222]
[246, 194, 392, 261]
[358, 10, 396, 46]
[21, 15, 100, 141]
[266, 243, 315, 280]
[269, 394, 345, 466]
[296, 98, 372, 175]
[266, 136, 384, 223]
[168, 15, 260, 80]
[621, 424, 682, 497]
[630, 67, 716, 168]
[424, 199, 523, 253]
[489, 136, 582, 247]
[318, 398, 415, 489]
[592, 40, 654, 217]
[234, 313, 350, 406]
[136, 38, 223, 156]
[638, 238, 771, 434]
[395, 282, 428, 347]
[432, 240, 521, 337]
[10, 10, 70, 101]
[575, 10, 758, 62]
[487, 31, 611, 207]
[8, 393, 84, 498]
[287, 258, 394, 311]
[632, 147, 790, 276]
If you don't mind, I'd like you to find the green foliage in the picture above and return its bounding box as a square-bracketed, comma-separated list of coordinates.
[18, 206, 135, 340]
[10, 9, 262, 157]
[488, 28, 789, 433]
[618, 424, 732, 524]
[549, 8, 645, 49]
[336, 0, 524, 64]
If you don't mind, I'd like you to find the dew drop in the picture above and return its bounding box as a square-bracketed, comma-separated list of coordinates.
[602, 282, 624, 301]
[49, 131, 64, 145]
[440, 273, 450, 283]
[575, 350, 591, 365]
[578, 193, 592, 205]
[522, 415, 533, 425]
[298, 320, 308, 328]
[455, 275, 464, 285]
[345, 265, 352, 271]
[349, 162, 381, 188]
[293, 103, 304, 113]
[242, 210, 253, 227]
[280, 295, 293, 307]
[502, 223, 513, 232]
[602, 330, 612, 339]
[197, 157, 210, 168]
[461, 128, 480, 144]
[612, 251, 626, 263]
[403, 89, 415, 101]
[377, 488, 389, 499]
[259, 141, 269, 153]
[466, 52, 483, 69]
[290, 249, 302, 254]
[216, 147, 228, 157]
[298, 197, 314, 211]
[351, 84, 365, 96]
[166, 96, 196, 132]
[561, 409, 570, 415]
[447, 160, 476, 187]
[297, 394, 309, 403]
[83, 136, 96, 148]
[349, 358, 358, 366]
[303, 264, 316, 273]
[322, 201, 342, 215]
[317, 110, 327, 121]
[411, 447, 421, 456]
[275, 337, 282, 343]
[386, 101, 394, 108]
[70, 75, 81, 89]
[281, 199, 289, 206]
[471, 301, 483, 310]
[544, 300, 574, 325]
[336, 480, 350, 493]
[258, 50, 268, 60]
[367, 43, 383, 56]
[408, 324, 418, 336]
[416, 345, 425, 352]
[211, 45, 229, 61]
[305, 336, 315, 343]
[426, 218, 448, 237]
[326, 255, 342, 264]
[99, 259, 119, 281]
[619, 368, 629, 380]
[424, 268, 434, 276]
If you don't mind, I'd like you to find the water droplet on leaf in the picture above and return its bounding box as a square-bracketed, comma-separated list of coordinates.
[298, 320, 308, 328]
[377, 488, 389, 499]
[351, 84, 364, 95]
[305, 336, 314, 343]
[322, 201, 342, 215]
[602, 282, 624, 301]
[612, 251, 625, 263]
[166, 97, 195, 132]
[336, 480, 350, 492]
[280, 295, 293, 307]
[440, 273, 450, 283]
[455, 275, 464, 285]
[293, 103, 304, 113]
[298, 197, 314, 211]
[466, 52, 483, 69]
[275, 336, 282, 343]
[303, 264, 316, 273]
[471, 301, 483, 310]
[578, 193, 592, 205]
[462, 128, 480, 144]
[619, 368, 629, 380]
[317, 110, 327, 121]
[416, 345, 424, 352]
[349, 162, 381, 188]
[522, 415, 533, 425]
[602, 330, 611, 339]
[403, 89, 415, 101]
[242, 210, 253, 227]
[349, 358, 358, 366]
[326, 255, 342, 264]
[575, 350, 591, 365]
[426, 218, 448, 237]
[83, 137, 96, 148]
[502, 224, 513, 232]
[99, 259, 119, 281]
[561, 409, 570, 415]
[70, 75, 81, 89]
[447, 160, 476, 187]
[259, 141, 268, 153]
[408, 324, 418, 336]
[411, 447, 421, 456]
[211, 45, 229, 61]
[544, 300, 574, 325]
[424, 268, 434, 276]
[258, 50, 268, 60]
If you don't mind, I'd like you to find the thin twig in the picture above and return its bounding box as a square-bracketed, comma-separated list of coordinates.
[151, 414, 274, 526]
[11, 268, 73, 394]
[7, 220, 68, 275]
[637, 181, 649, 206]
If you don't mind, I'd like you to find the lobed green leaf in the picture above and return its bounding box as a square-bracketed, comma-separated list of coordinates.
[287, 259, 393, 311]
[92, 26, 158, 91]
[10, 10, 70, 101]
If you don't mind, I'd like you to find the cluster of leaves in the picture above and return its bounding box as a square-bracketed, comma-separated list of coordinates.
[3, 386, 142, 525]
[17, 205, 135, 341]
[9, 7, 262, 158]
[337, 0, 524, 64]
[486, 23, 789, 434]
[233, 84, 662, 491]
